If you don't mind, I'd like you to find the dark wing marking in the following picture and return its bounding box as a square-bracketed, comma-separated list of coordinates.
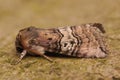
[92, 23, 106, 33]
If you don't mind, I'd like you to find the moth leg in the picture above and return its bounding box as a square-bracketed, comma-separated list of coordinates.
[15, 50, 27, 64]
[29, 46, 53, 62]
[20, 50, 27, 60]
[42, 55, 53, 62]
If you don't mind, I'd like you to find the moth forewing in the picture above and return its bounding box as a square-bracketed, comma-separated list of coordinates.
[15, 23, 108, 62]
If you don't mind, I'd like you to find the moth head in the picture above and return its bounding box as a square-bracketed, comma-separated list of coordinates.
[15, 26, 39, 64]
[15, 26, 38, 53]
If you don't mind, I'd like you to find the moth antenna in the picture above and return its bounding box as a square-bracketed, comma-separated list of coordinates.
[15, 50, 27, 64]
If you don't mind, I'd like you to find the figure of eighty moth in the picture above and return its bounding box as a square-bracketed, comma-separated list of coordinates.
[15, 23, 108, 63]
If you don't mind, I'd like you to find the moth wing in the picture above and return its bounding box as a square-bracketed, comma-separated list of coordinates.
[92, 23, 106, 33]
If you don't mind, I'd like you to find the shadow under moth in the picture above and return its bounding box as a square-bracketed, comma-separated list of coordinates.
[15, 23, 108, 63]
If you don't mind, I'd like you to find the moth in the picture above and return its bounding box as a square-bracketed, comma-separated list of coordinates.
[15, 23, 108, 63]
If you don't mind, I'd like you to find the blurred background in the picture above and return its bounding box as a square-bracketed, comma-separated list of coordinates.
[0, 0, 120, 80]
[0, 0, 120, 47]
